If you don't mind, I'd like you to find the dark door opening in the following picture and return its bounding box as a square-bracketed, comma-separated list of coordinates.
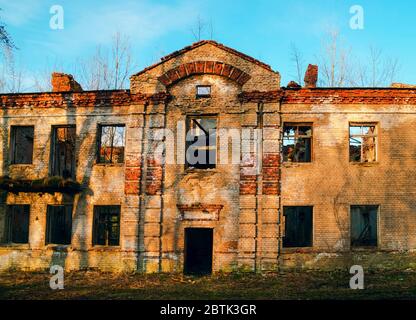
[184, 228, 213, 275]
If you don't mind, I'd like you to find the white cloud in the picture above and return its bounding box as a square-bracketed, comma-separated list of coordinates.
[44, 0, 200, 54]
[0, 0, 43, 26]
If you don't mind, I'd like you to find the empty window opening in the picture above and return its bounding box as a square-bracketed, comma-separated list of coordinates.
[46, 205, 72, 245]
[97, 125, 125, 164]
[283, 206, 313, 248]
[2, 205, 30, 244]
[186, 116, 217, 169]
[92, 206, 120, 246]
[196, 85, 211, 98]
[349, 124, 377, 163]
[283, 124, 312, 162]
[10, 126, 34, 164]
[351, 205, 378, 247]
[51, 126, 76, 179]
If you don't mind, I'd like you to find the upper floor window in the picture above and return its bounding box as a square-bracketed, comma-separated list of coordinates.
[350, 205, 378, 247]
[10, 126, 34, 164]
[186, 116, 217, 169]
[196, 85, 211, 98]
[97, 125, 125, 164]
[51, 126, 76, 179]
[283, 124, 312, 162]
[349, 123, 377, 163]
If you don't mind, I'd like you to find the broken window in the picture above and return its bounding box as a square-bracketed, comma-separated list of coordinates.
[351, 205, 378, 247]
[349, 124, 377, 163]
[92, 206, 120, 246]
[46, 205, 72, 245]
[51, 126, 76, 179]
[186, 116, 217, 169]
[283, 206, 313, 248]
[283, 124, 312, 162]
[97, 125, 125, 164]
[196, 85, 211, 98]
[10, 126, 34, 164]
[2, 205, 30, 244]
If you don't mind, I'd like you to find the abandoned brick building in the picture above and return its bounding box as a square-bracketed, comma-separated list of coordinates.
[1, 40, 416, 273]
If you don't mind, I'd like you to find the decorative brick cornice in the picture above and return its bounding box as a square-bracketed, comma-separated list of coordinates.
[283, 88, 416, 104]
[238, 90, 284, 103]
[177, 203, 224, 221]
[239, 88, 416, 104]
[0, 91, 171, 109]
[157, 60, 251, 87]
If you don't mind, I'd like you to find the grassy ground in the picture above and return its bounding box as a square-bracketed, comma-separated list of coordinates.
[0, 270, 416, 300]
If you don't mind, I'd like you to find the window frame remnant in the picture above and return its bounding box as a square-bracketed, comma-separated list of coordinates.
[50, 125, 76, 179]
[10, 126, 34, 165]
[349, 123, 378, 163]
[46, 205, 73, 245]
[2, 205, 30, 244]
[92, 205, 121, 246]
[97, 124, 125, 164]
[283, 206, 313, 248]
[196, 85, 211, 98]
[185, 115, 217, 169]
[283, 123, 312, 163]
[350, 205, 378, 247]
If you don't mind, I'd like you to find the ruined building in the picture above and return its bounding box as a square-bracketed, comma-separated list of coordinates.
[1, 41, 416, 273]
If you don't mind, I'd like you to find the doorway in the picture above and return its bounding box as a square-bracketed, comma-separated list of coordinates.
[184, 228, 213, 275]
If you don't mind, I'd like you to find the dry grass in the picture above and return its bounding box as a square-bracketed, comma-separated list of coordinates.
[1, 270, 416, 300]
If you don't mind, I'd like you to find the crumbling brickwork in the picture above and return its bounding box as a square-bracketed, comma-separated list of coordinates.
[1, 41, 416, 273]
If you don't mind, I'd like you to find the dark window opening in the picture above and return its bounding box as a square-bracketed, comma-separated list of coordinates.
[46, 205, 72, 245]
[351, 205, 378, 247]
[51, 126, 76, 179]
[349, 124, 377, 163]
[196, 85, 211, 98]
[92, 206, 120, 246]
[283, 124, 312, 162]
[186, 116, 217, 169]
[97, 125, 125, 164]
[283, 206, 313, 248]
[10, 126, 34, 164]
[3, 205, 30, 244]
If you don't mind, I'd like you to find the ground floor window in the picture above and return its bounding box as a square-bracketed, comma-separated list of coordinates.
[3, 205, 30, 244]
[351, 205, 378, 247]
[92, 206, 120, 246]
[283, 206, 313, 247]
[46, 205, 73, 245]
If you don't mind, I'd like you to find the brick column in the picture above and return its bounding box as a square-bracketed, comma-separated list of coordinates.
[259, 103, 280, 271]
[123, 104, 145, 270]
[140, 103, 166, 273]
[238, 104, 258, 271]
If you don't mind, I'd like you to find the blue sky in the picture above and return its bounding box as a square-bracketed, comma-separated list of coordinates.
[1, 0, 415, 90]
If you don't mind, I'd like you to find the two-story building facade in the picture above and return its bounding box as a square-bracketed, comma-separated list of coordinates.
[0, 41, 416, 273]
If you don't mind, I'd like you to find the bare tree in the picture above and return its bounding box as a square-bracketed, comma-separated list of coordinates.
[315, 29, 400, 87]
[75, 32, 135, 90]
[0, 9, 15, 50]
[352, 46, 399, 87]
[316, 29, 351, 87]
[0, 47, 25, 93]
[191, 15, 206, 42]
[290, 43, 305, 85]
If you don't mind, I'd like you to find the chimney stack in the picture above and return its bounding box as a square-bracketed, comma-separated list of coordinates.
[304, 64, 318, 88]
[51, 72, 83, 92]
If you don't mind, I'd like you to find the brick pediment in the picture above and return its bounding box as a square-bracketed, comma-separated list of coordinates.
[157, 61, 251, 87]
